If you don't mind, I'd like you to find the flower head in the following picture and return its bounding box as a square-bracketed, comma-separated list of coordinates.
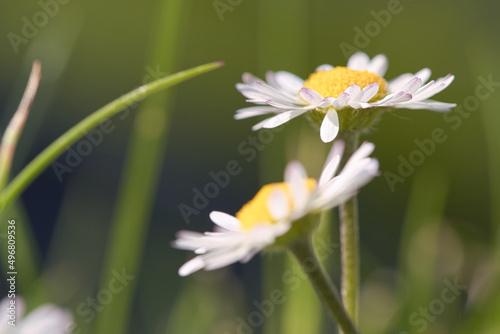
[236, 52, 456, 142]
[172, 141, 379, 276]
[0, 297, 73, 334]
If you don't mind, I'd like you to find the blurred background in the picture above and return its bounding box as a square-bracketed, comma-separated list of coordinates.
[0, 0, 499, 333]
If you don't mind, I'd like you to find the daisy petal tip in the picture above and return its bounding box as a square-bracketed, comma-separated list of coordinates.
[320, 110, 340, 143]
[208, 211, 222, 219]
[351, 51, 368, 58]
[209, 211, 241, 231]
[285, 160, 308, 183]
[242, 72, 255, 83]
[178, 258, 205, 277]
[178, 269, 190, 277]
[251, 123, 262, 131]
[286, 160, 305, 174]
[299, 87, 312, 96]
[361, 141, 376, 153]
[320, 128, 338, 143]
[315, 64, 334, 72]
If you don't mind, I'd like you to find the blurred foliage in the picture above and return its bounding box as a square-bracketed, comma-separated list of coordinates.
[0, 0, 499, 333]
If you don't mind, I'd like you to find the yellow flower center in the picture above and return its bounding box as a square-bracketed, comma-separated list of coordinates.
[236, 179, 317, 231]
[303, 66, 388, 101]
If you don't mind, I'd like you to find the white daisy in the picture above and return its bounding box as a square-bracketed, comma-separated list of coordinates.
[236, 52, 456, 143]
[0, 297, 73, 334]
[173, 140, 379, 276]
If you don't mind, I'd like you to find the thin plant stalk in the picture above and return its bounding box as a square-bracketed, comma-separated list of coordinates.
[0, 62, 42, 290]
[0, 62, 223, 213]
[94, 0, 191, 333]
[288, 236, 359, 334]
[337, 130, 360, 329]
[0, 61, 41, 191]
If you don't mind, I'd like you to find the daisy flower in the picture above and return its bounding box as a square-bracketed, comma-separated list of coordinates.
[236, 52, 456, 143]
[0, 297, 73, 334]
[173, 140, 379, 276]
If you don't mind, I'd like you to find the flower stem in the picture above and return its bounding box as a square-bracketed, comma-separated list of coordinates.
[0, 61, 223, 212]
[338, 130, 361, 329]
[288, 237, 359, 334]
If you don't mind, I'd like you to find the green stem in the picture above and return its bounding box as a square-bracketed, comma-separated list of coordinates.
[288, 237, 359, 334]
[337, 130, 360, 328]
[0, 62, 223, 212]
[94, 0, 191, 332]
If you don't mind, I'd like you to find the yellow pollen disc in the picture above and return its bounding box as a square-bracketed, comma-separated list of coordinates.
[236, 179, 317, 231]
[303, 66, 388, 102]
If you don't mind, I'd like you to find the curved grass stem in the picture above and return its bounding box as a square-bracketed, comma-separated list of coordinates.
[0, 61, 223, 212]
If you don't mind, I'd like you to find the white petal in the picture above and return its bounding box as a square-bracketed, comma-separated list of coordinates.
[395, 101, 456, 111]
[388, 73, 414, 92]
[318, 140, 345, 187]
[234, 106, 278, 120]
[344, 141, 375, 169]
[209, 212, 241, 232]
[375, 91, 412, 105]
[315, 153, 379, 210]
[319, 97, 335, 108]
[320, 110, 340, 143]
[333, 92, 350, 109]
[236, 106, 277, 113]
[273, 71, 305, 94]
[265, 99, 307, 109]
[179, 257, 206, 276]
[408, 80, 436, 99]
[255, 81, 299, 102]
[412, 74, 455, 101]
[242, 73, 261, 85]
[390, 93, 413, 103]
[203, 247, 254, 271]
[268, 189, 290, 221]
[299, 87, 324, 105]
[347, 52, 370, 71]
[17, 304, 73, 334]
[358, 83, 379, 102]
[261, 109, 309, 129]
[284, 161, 309, 212]
[173, 232, 236, 252]
[252, 117, 275, 131]
[344, 84, 361, 97]
[367, 54, 388, 76]
[237, 85, 270, 101]
[315, 64, 334, 72]
[414, 68, 431, 83]
[400, 77, 423, 94]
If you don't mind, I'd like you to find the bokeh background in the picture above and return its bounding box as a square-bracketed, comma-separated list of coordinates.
[1, 0, 499, 333]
